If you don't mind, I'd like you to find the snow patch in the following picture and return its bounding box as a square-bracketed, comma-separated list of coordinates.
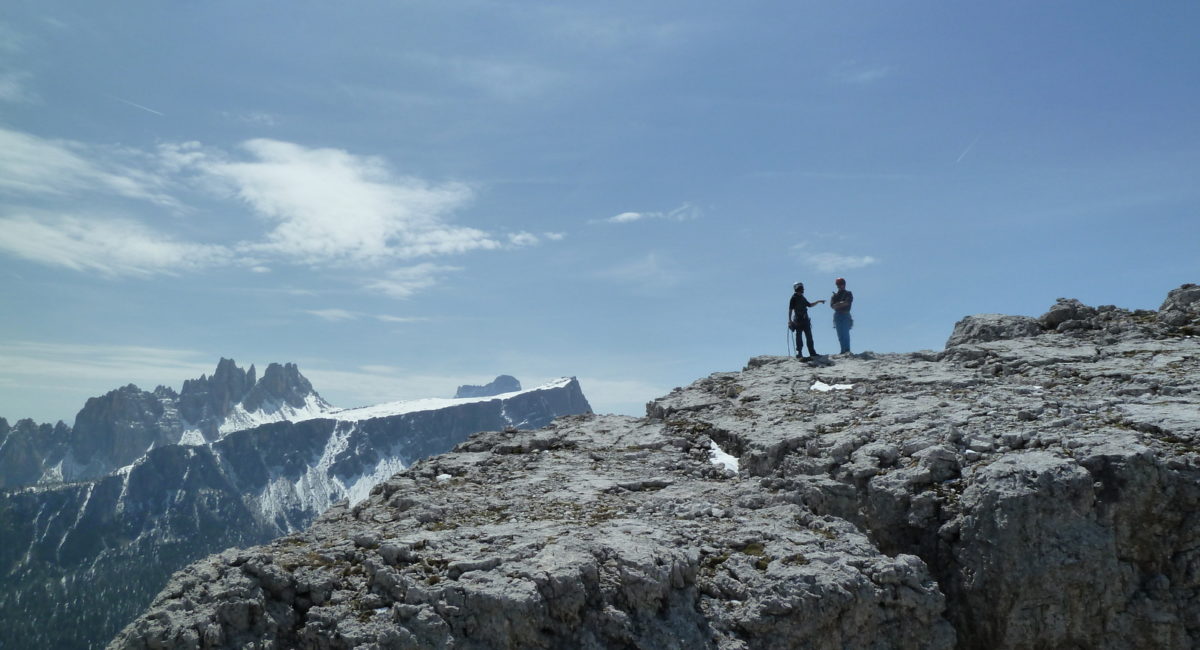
[219, 393, 332, 434]
[709, 440, 739, 473]
[246, 422, 413, 529]
[177, 429, 207, 446]
[811, 380, 854, 392]
[344, 454, 409, 506]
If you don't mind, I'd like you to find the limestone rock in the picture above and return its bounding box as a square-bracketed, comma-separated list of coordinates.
[945, 313, 1041, 347]
[1159, 283, 1200, 330]
[113, 288, 1200, 649]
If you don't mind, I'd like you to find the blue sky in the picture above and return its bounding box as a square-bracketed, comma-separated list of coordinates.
[1, 1, 1197, 424]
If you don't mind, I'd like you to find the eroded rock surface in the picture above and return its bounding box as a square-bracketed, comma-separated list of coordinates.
[112, 287, 1199, 649]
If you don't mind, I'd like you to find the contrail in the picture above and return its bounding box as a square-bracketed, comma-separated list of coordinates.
[956, 135, 980, 164]
[107, 94, 165, 116]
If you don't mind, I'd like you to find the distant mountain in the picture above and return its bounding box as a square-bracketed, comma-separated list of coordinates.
[0, 361, 592, 650]
[454, 374, 521, 398]
[0, 358, 329, 489]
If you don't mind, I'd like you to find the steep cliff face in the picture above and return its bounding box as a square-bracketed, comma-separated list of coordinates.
[110, 285, 1198, 650]
[0, 417, 72, 489]
[0, 378, 592, 650]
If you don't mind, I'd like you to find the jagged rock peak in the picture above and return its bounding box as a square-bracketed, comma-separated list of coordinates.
[454, 374, 522, 398]
[179, 357, 255, 422]
[242, 362, 318, 412]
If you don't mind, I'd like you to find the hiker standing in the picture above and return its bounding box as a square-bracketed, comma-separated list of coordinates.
[831, 277, 854, 354]
[789, 282, 824, 358]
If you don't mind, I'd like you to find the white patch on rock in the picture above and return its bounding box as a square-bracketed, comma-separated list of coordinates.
[708, 440, 739, 473]
[811, 380, 854, 392]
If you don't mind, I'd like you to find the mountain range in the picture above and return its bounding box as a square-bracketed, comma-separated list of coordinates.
[0, 362, 592, 650]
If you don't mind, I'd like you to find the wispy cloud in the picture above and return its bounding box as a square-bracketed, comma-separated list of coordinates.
[366, 263, 461, 299]
[601, 202, 698, 224]
[792, 241, 879, 272]
[375, 315, 429, 323]
[0, 213, 232, 276]
[956, 135, 981, 164]
[507, 232, 540, 247]
[0, 341, 215, 393]
[303, 309, 430, 323]
[832, 61, 893, 85]
[595, 252, 683, 292]
[0, 71, 35, 103]
[0, 128, 177, 205]
[410, 52, 566, 102]
[793, 243, 880, 273]
[221, 110, 278, 127]
[0, 24, 36, 104]
[304, 308, 359, 322]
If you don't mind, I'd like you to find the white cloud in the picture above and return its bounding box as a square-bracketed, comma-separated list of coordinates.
[602, 202, 698, 224]
[305, 309, 359, 322]
[375, 315, 429, 323]
[0, 128, 177, 206]
[366, 263, 461, 299]
[508, 231, 540, 247]
[199, 139, 497, 265]
[544, 232, 567, 241]
[0, 213, 231, 276]
[0, 129, 541, 288]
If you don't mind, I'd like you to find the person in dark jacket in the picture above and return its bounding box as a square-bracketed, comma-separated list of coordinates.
[788, 282, 824, 358]
[830, 277, 854, 354]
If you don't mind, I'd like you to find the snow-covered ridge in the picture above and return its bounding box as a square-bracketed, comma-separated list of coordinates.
[314, 377, 576, 423]
[176, 394, 333, 446]
[218, 393, 333, 434]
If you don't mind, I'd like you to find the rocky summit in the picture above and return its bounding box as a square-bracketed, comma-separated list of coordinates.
[112, 285, 1199, 649]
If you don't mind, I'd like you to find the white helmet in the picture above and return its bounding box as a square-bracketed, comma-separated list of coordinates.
[793, 282, 804, 291]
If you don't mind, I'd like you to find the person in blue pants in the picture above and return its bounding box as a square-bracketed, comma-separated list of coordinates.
[830, 277, 854, 354]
